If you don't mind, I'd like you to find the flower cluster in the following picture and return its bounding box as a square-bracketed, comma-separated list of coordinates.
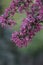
[0, 0, 32, 27]
[31, 0, 43, 21]
[0, 0, 43, 47]
[11, 0, 43, 47]
[12, 14, 41, 47]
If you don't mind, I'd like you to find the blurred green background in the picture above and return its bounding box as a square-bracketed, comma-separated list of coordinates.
[0, 0, 43, 53]
[0, 0, 43, 65]
[2, 0, 43, 51]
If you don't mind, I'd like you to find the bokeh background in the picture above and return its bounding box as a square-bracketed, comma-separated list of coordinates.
[0, 0, 43, 65]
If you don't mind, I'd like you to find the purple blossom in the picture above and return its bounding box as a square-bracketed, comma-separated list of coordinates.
[11, 0, 43, 47]
[11, 14, 41, 47]
[0, 0, 43, 47]
[0, 15, 16, 27]
[0, 15, 6, 27]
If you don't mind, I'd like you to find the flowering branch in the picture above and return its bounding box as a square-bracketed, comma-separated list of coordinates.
[0, 0, 43, 47]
